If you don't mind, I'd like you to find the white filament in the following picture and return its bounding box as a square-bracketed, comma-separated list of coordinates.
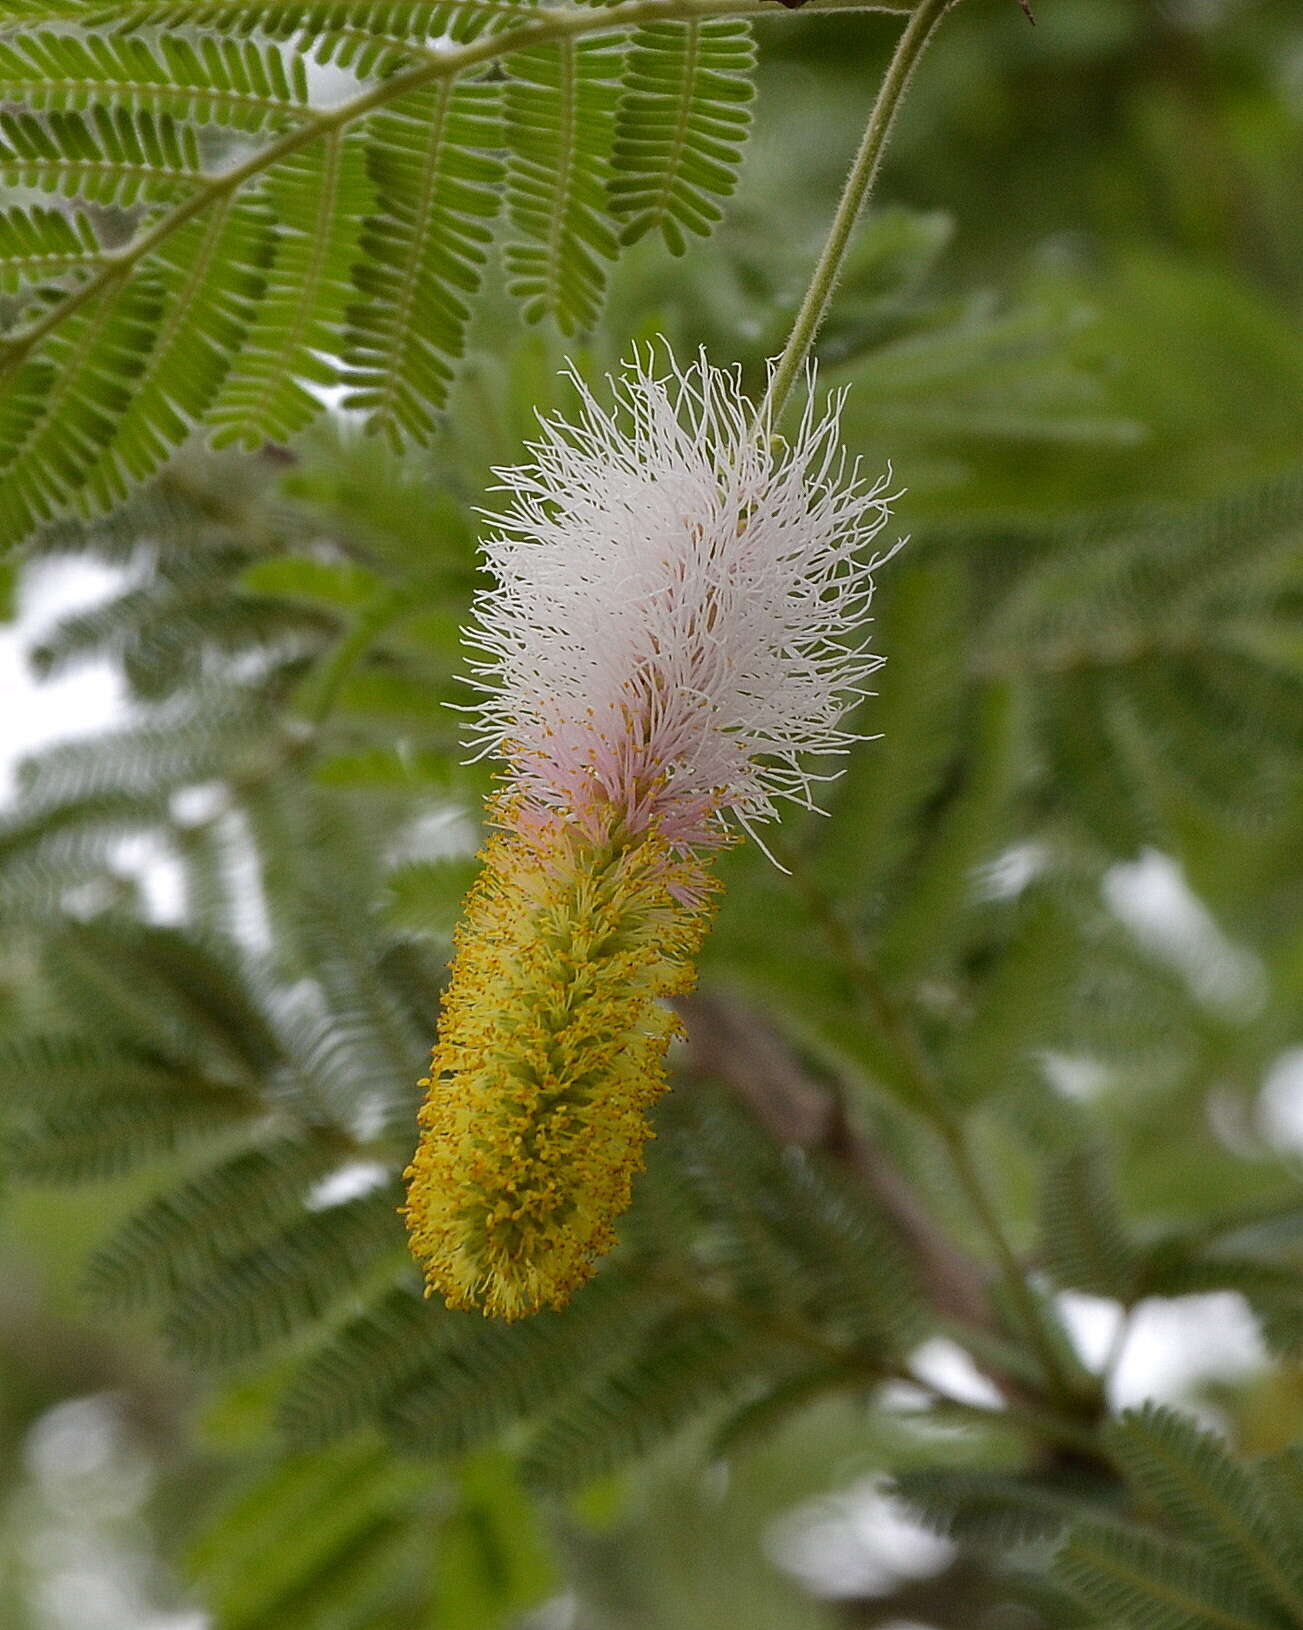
[465, 348, 900, 848]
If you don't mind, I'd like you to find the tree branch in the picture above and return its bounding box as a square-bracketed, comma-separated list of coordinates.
[677, 988, 992, 1332]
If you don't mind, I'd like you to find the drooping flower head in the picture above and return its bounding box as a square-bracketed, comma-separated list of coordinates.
[404, 350, 897, 1319]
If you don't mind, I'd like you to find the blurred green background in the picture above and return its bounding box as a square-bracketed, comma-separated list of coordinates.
[2, 1, 1302, 1626]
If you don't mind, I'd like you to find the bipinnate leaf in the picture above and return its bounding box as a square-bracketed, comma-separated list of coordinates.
[609, 19, 754, 256]
[1056, 1519, 1292, 1630]
[1104, 1405, 1303, 1624]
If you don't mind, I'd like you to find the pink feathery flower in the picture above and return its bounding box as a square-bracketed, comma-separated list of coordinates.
[464, 350, 899, 856]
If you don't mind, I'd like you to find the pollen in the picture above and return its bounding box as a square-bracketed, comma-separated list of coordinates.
[402, 799, 718, 1320]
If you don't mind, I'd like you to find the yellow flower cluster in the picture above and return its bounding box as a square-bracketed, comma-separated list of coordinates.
[402, 801, 717, 1320]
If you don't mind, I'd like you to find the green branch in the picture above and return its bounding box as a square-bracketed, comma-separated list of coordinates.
[0, 0, 914, 379]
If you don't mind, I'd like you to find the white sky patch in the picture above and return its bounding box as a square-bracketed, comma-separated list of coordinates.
[1257, 1047, 1303, 1155]
[524, 1595, 579, 1630]
[1059, 1289, 1267, 1414]
[0, 558, 130, 806]
[307, 1160, 391, 1210]
[23, 1395, 208, 1630]
[211, 806, 273, 952]
[767, 1478, 953, 1601]
[1, 564, 282, 943]
[1057, 1290, 1126, 1373]
[107, 831, 187, 923]
[908, 1336, 1005, 1409]
[1109, 1293, 1266, 1413]
[388, 805, 480, 866]
[1104, 848, 1265, 1018]
[977, 840, 1050, 901]
[1040, 1049, 1112, 1101]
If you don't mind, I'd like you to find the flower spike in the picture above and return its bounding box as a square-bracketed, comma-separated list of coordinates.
[404, 349, 897, 1317]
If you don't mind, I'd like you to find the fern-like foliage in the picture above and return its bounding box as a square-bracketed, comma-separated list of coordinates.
[1057, 1520, 1292, 1630]
[0, 204, 101, 292]
[1055, 1407, 1303, 1630]
[87, 1136, 347, 1308]
[504, 38, 621, 332]
[0, 32, 311, 130]
[894, 1465, 1113, 1550]
[0, 105, 202, 203]
[0, 278, 165, 538]
[164, 1182, 408, 1364]
[344, 81, 503, 444]
[0, 0, 767, 546]
[1104, 1406, 1303, 1622]
[1038, 1143, 1141, 1302]
[85, 198, 277, 511]
[184, 1439, 439, 1630]
[609, 19, 754, 255]
[183, 1440, 550, 1630]
[209, 137, 373, 448]
[4, 189, 1303, 1624]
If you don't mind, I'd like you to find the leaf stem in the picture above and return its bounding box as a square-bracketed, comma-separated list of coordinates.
[912, 1383, 1102, 1457]
[296, 584, 413, 726]
[938, 1118, 1090, 1409]
[762, 0, 957, 424]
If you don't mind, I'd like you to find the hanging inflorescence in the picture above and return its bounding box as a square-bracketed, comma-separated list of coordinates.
[403, 350, 897, 1318]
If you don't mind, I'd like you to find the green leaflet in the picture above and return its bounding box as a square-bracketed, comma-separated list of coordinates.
[6, 1084, 253, 1182]
[0, 204, 101, 292]
[1038, 1142, 1141, 1302]
[1056, 1520, 1293, 1630]
[344, 80, 503, 445]
[163, 1182, 408, 1364]
[609, 19, 755, 256]
[504, 37, 621, 333]
[211, 134, 373, 448]
[521, 1310, 755, 1491]
[815, 557, 968, 909]
[894, 1466, 1103, 1549]
[185, 1441, 434, 1630]
[379, 855, 482, 936]
[662, 1091, 925, 1356]
[1052, 1408, 1303, 1630]
[385, 1264, 668, 1459]
[79, 196, 277, 511]
[0, 32, 309, 131]
[43, 918, 284, 1075]
[277, 1283, 452, 1446]
[0, 275, 164, 538]
[1104, 1406, 1303, 1625]
[184, 1442, 550, 1630]
[0, 104, 201, 204]
[876, 676, 1027, 980]
[86, 1136, 349, 1308]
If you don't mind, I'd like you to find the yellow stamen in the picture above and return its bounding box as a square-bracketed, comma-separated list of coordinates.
[402, 801, 717, 1320]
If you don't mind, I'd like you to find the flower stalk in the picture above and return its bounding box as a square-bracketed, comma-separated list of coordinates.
[763, 0, 957, 423]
